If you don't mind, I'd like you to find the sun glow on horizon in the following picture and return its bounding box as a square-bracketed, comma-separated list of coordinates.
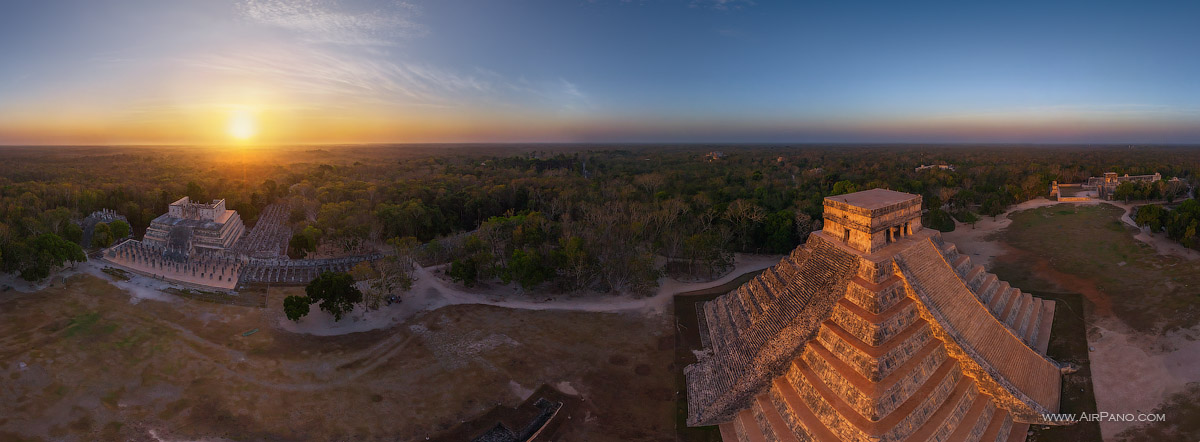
[227, 109, 258, 141]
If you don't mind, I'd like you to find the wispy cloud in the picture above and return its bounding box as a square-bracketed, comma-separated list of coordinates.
[181, 49, 493, 109]
[238, 0, 427, 46]
[216, 0, 588, 112]
[690, 0, 755, 11]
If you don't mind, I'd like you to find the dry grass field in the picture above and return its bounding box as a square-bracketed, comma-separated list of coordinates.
[0, 274, 676, 441]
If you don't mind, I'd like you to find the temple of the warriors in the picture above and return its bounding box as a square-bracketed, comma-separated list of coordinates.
[100, 200, 378, 291]
[685, 188, 1066, 442]
[144, 197, 246, 256]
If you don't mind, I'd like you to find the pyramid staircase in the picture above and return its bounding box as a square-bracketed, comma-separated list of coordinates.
[704, 233, 1057, 442]
[933, 237, 1055, 354]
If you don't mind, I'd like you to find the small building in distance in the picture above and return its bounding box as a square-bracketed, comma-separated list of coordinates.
[915, 163, 955, 172]
[79, 208, 130, 248]
[143, 197, 245, 256]
[706, 151, 726, 162]
[1084, 172, 1162, 200]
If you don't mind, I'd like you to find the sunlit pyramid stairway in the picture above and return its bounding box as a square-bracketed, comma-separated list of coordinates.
[685, 189, 1068, 442]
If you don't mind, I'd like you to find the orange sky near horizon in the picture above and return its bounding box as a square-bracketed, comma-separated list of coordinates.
[3, 1, 1200, 145]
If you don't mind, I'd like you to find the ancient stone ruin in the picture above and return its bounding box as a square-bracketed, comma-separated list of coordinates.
[143, 197, 246, 255]
[685, 188, 1064, 441]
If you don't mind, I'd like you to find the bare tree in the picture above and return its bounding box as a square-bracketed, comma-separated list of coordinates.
[634, 173, 666, 195]
[724, 199, 766, 251]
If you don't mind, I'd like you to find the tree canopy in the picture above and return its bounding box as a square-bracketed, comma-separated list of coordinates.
[283, 295, 311, 322]
[304, 271, 363, 321]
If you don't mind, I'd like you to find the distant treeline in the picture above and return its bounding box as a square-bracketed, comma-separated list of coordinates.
[1, 145, 1196, 288]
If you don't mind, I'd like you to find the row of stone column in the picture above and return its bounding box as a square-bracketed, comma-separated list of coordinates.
[232, 203, 291, 258]
[241, 254, 382, 284]
[107, 240, 243, 282]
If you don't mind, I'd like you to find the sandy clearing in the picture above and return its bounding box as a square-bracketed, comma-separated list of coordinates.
[1087, 318, 1200, 437]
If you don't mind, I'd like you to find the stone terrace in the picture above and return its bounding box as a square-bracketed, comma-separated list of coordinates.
[685, 189, 1067, 442]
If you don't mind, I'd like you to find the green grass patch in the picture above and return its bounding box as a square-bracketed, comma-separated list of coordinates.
[63, 312, 108, 338]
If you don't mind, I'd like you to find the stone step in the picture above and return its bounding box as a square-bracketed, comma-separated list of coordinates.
[979, 407, 1012, 442]
[1035, 300, 1056, 354]
[904, 376, 976, 442]
[727, 295, 751, 340]
[1000, 288, 1023, 321]
[737, 282, 765, 317]
[965, 265, 986, 288]
[718, 422, 740, 442]
[1004, 292, 1032, 329]
[986, 282, 1011, 313]
[1020, 298, 1044, 346]
[735, 408, 769, 442]
[770, 378, 842, 442]
[976, 274, 998, 301]
[1008, 292, 1031, 331]
[948, 398, 994, 442]
[942, 242, 960, 259]
[754, 394, 802, 442]
[952, 255, 971, 275]
[704, 300, 728, 356]
[1006, 423, 1031, 442]
[991, 287, 1018, 318]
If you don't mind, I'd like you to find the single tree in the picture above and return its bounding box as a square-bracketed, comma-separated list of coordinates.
[448, 257, 479, 287]
[19, 233, 86, 281]
[62, 222, 84, 245]
[305, 271, 363, 321]
[283, 295, 311, 321]
[93, 222, 113, 248]
[110, 219, 131, 240]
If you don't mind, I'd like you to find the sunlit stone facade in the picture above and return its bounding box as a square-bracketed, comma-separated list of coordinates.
[685, 189, 1066, 442]
[144, 197, 245, 255]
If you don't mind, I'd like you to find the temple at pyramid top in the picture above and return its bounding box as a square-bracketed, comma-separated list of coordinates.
[823, 188, 923, 254]
[684, 188, 1068, 442]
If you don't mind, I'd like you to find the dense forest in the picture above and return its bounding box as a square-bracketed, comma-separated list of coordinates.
[1, 144, 1196, 292]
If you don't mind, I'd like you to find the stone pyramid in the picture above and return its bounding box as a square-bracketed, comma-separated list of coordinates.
[685, 189, 1066, 442]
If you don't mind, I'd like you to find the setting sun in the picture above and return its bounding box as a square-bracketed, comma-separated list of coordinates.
[227, 109, 257, 141]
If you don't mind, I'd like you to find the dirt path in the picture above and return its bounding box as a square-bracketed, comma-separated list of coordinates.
[280, 253, 784, 336]
[1105, 200, 1200, 261]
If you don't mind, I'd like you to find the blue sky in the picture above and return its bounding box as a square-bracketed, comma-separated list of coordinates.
[1, 0, 1198, 144]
